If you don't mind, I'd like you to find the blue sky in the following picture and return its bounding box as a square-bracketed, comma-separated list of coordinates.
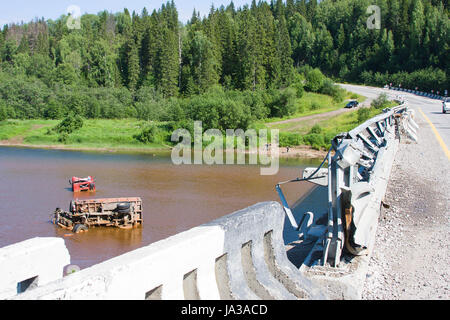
[0, 0, 254, 26]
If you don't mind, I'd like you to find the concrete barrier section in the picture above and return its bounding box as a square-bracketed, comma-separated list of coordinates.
[13, 226, 226, 300]
[0, 238, 70, 299]
[205, 202, 325, 300]
[12, 203, 326, 300]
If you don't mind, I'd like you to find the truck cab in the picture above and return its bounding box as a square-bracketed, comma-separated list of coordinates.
[70, 176, 95, 192]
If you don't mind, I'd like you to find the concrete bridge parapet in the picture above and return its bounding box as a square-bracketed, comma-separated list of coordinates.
[9, 202, 325, 300]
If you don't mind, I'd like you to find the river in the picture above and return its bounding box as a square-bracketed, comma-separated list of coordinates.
[0, 146, 322, 269]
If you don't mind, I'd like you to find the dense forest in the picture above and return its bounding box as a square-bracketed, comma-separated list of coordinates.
[0, 0, 448, 127]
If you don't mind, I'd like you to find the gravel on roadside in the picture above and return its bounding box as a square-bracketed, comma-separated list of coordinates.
[362, 111, 450, 300]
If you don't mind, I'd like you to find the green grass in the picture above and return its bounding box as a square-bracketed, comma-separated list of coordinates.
[318, 107, 381, 134]
[317, 101, 398, 133]
[317, 101, 397, 135]
[0, 120, 53, 141]
[263, 91, 367, 124]
[278, 100, 398, 150]
[0, 91, 380, 153]
[0, 119, 169, 150]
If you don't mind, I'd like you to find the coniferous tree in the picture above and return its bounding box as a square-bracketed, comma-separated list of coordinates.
[0, 0, 448, 121]
[275, 14, 294, 87]
[158, 24, 179, 97]
[126, 40, 140, 90]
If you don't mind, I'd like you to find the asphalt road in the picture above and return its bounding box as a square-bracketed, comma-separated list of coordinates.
[336, 84, 450, 300]
[340, 83, 450, 160]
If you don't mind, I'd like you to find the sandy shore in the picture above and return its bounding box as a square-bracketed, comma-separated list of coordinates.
[0, 141, 329, 159]
[269, 145, 329, 159]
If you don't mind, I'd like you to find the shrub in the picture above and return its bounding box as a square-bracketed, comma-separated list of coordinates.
[359, 68, 447, 93]
[303, 133, 325, 150]
[371, 93, 390, 109]
[134, 123, 161, 144]
[184, 92, 252, 132]
[309, 124, 323, 134]
[320, 78, 346, 102]
[268, 87, 297, 118]
[0, 103, 7, 122]
[161, 98, 185, 122]
[291, 72, 305, 99]
[241, 90, 270, 120]
[44, 98, 63, 120]
[305, 68, 326, 92]
[54, 114, 84, 134]
[279, 132, 304, 147]
[58, 133, 69, 144]
[310, 102, 321, 111]
[320, 78, 335, 95]
[331, 87, 346, 103]
[357, 108, 371, 123]
[324, 132, 336, 147]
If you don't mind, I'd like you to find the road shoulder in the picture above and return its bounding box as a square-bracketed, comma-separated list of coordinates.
[362, 107, 450, 300]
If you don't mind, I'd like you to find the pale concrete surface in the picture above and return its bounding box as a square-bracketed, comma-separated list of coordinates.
[13, 226, 226, 300]
[0, 237, 70, 299]
[12, 202, 325, 300]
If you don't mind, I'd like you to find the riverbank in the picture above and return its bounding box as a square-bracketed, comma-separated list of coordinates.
[0, 88, 370, 154]
[0, 140, 329, 159]
[0, 105, 386, 160]
[0, 116, 334, 159]
[0, 141, 171, 154]
[0, 88, 375, 160]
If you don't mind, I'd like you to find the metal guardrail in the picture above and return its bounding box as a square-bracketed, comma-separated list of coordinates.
[321, 104, 412, 267]
[278, 103, 418, 268]
[389, 86, 447, 101]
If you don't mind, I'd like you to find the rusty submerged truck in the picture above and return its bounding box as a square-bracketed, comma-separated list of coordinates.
[53, 197, 143, 233]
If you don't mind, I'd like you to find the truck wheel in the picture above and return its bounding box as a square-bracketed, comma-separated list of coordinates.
[69, 201, 75, 213]
[117, 203, 131, 211]
[117, 203, 131, 214]
[73, 224, 89, 234]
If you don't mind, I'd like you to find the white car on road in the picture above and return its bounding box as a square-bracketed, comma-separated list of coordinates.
[443, 98, 449, 114]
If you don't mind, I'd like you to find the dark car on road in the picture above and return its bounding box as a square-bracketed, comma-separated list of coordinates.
[345, 101, 359, 109]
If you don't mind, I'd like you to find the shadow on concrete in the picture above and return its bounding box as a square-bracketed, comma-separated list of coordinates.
[283, 185, 329, 268]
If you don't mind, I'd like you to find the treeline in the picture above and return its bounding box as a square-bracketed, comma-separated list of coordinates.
[0, 0, 448, 122]
[360, 67, 447, 92]
[0, 66, 344, 131]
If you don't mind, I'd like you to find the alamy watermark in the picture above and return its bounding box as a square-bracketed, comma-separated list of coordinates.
[67, 5, 82, 30]
[367, 5, 381, 30]
[171, 121, 280, 176]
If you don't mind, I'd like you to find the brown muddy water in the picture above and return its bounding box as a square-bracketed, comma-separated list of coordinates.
[0, 146, 323, 269]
